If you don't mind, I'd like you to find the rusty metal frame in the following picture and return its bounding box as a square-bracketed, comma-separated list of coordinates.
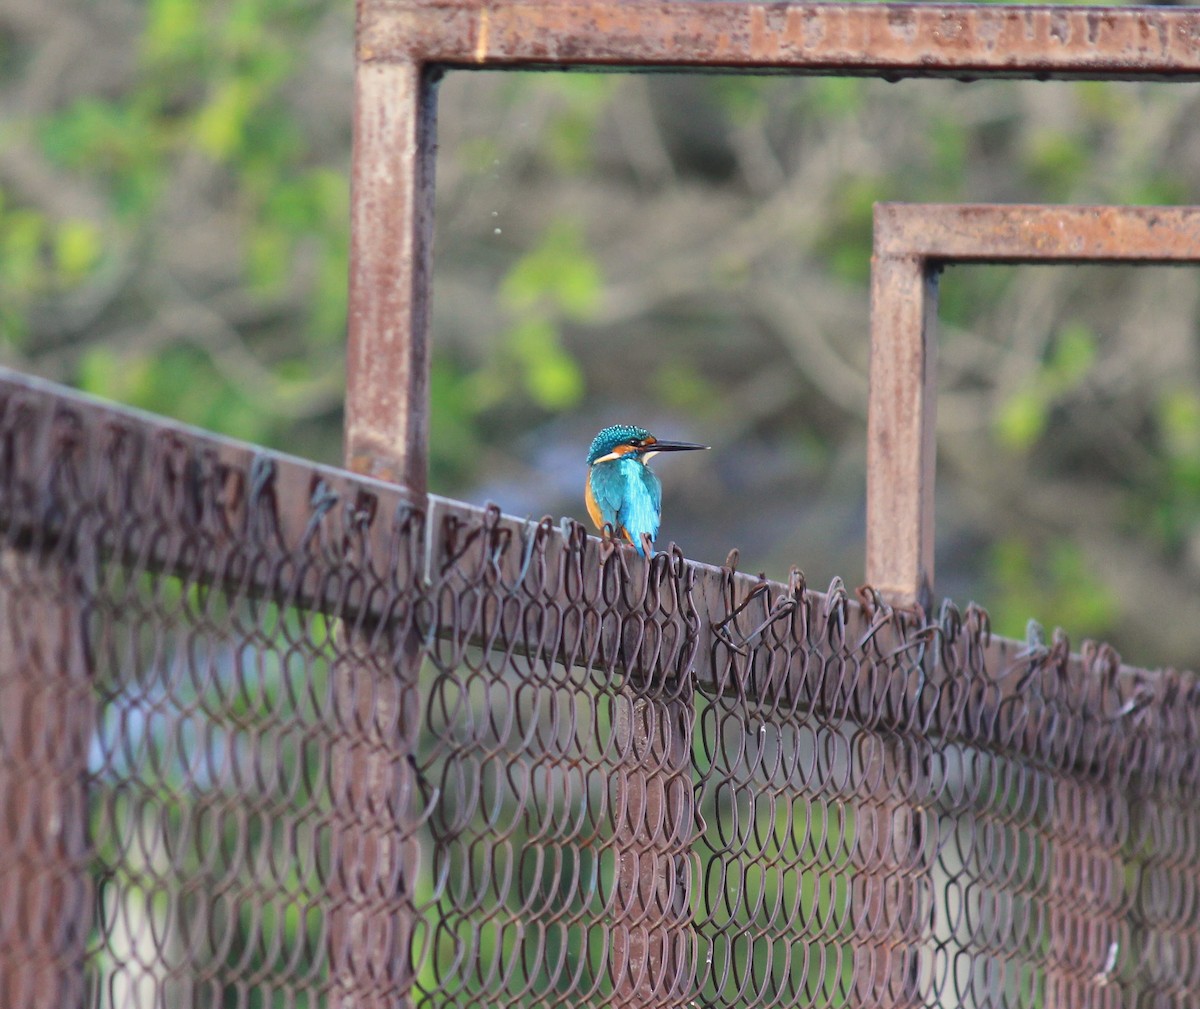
[867, 203, 1200, 608]
[345, 0, 1200, 492]
[339, 4, 1200, 1008]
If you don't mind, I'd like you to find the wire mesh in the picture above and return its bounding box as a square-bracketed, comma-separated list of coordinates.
[0, 372, 1198, 1009]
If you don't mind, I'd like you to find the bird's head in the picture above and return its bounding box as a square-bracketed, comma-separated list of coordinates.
[586, 424, 709, 466]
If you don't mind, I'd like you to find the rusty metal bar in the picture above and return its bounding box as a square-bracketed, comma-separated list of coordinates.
[850, 774, 932, 1009]
[0, 554, 92, 1009]
[610, 692, 694, 1008]
[867, 203, 1200, 608]
[1045, 647, 1129, 1009]
[867, 251, 938, 612]
[327, 581, 422, 1009]
[875, 203, 1200, 264]
[1047, 779, 1125, 1005]
[334, 35, 438, 1006]
[345, 56, 438, 491]
[850, 608, 937, 1009]
[359, 0, 1200, 80]
[0, 382, 95, 1009]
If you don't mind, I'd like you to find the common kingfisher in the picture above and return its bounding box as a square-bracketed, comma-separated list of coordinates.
[585, 424, 709, 556]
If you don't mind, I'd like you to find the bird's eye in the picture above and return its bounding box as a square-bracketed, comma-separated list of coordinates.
[629, 438, 643, 447]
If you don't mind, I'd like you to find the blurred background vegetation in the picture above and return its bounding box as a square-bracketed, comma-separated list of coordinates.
[5, 0, 1200, 666]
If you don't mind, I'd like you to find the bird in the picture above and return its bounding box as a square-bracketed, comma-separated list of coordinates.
[585, 424, 708, 556]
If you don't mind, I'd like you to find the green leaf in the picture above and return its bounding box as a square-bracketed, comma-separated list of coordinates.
[809, 77, 864, 119]
[995, 388, 1047, 451]
[429, 359, 483, 488]
[927, 117, 967, 194]
[654, 360, 720, 414]
[194, 78, 256, 161]
[988, 536, 1116, 643]
[1159, 389, 1200, 461]
[76, 346, 152, 403]
[540, 75, 618, 173]
[143, 0, 203, 64]
[506, 316, 585, 411]
[0, 307, 29, 350]
[39, 99, 162, 215]
[527, 350, 585, 411]
[1024, 129, 1088, 199]
[54, 220, 102, 281]
[247, 225, 291, 292]
[712, 78, 768, 123]
[308, 239, 350, 345]
[0, 208, 47, 294]
[1047, 321, 1096, 389]
[500, 220, 602, 320]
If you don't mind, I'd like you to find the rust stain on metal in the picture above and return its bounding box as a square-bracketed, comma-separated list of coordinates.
[474, 5, 489, 62]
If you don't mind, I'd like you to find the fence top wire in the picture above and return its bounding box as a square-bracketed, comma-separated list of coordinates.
[1, 368, 1196, 782]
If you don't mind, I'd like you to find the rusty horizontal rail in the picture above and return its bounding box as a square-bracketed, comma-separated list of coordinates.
[875, 203, 1200, 264]
[0, 368, 1181, 764]
[359, 0, 1200, 80]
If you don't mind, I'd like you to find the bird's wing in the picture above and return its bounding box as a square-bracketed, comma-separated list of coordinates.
[588, 465, 627, 531]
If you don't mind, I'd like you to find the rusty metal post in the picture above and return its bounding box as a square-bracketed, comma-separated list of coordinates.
[345, 53, 438, 491]
[327, 612, 422, 1009]
[851, 729, 932, 1009]
[0, 553, 93, 1009]
[866, 240, 938, 611]
[332, 10, 438, 1004]
[611, 689, 694, 1008]
[1046, 775, 1126, 1006]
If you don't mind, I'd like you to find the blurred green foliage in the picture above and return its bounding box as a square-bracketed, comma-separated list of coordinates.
[16, 0, 347, 451]
[995, 322, 1097, 452]
[541, 76, 620, 174]
[498, 219, 596, 408]
[1149, 388, 1200, 553]
[988, 537, 1117, 642]
[0, 193, 102, 347]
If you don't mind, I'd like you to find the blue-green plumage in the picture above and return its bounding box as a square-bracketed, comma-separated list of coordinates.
[589, 456, 662, 554]
[584, 424, 708, 556]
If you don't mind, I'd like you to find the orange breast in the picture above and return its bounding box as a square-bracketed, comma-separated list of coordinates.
[584, 475, 604, 531]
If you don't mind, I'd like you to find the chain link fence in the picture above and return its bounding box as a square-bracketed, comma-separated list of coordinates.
[0, 370, 1197, 1008]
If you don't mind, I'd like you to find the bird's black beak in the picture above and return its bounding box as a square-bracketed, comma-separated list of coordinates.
[646, 440, 710, 453]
